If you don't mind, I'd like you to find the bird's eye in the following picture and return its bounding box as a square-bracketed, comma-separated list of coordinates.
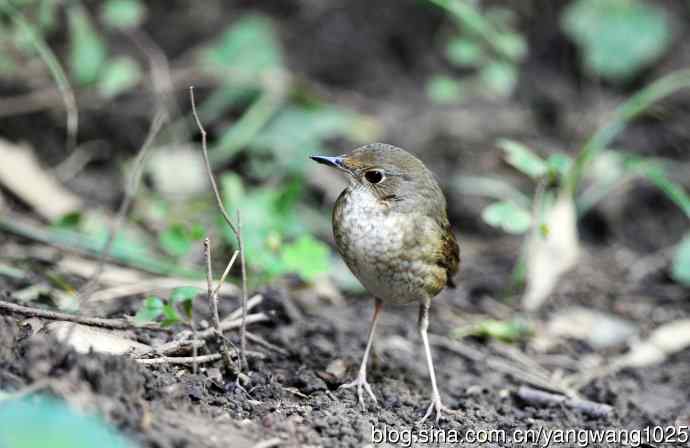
[364, 170, 384, 184]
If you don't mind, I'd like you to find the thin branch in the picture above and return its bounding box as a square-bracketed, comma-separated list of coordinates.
[190, 87, 239, 235]
[136, 353, 222, 365]
[204, 237, 237, 374]
[516, 386, 613, 418]
[429, 334, 575, 397]
[151, 339, 206, 357]
[212, 313, 269, 335]
[225, 294, 263, 322]
[190, 86, 249, 372]
[212, 250, 239, 298]
[237, 209, 248, 369]
[250, 437, 282, 448]
[135, 349, 265, 366]
[246, 332, 288, 356]
[0, 299, 169, 332]
[137, 312, 269, 358]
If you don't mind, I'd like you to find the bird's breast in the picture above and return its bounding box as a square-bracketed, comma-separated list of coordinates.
[333, 188, 437, 305]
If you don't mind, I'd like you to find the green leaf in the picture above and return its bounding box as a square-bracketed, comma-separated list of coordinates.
[497, 139, 547, 179]
[203, 15, 282, 80]
[445, 37, 483, 67]
[53, 211, 83, 230]
[426, 75, 463, 104]
[546, 153, 573, 179]
[159, 224, 193, 257]
[188, 223, 206, 241]
[465, 318, 531, 343]
[102, 0, 146, 29]
[250, 104, 359, 175]
[479, 60, 517, 97]
[169, 286, 200, 320]
[454, 175, 531, 209]
[671, 233, 690, 287]
[134, 296, 164, 323]
[219, 174, 296, 274]
[161, 303, 181, 327]
[170, 286, 202, 304]
[481, 201, 532, 234]
[562, 0, 671, 82]
[280, 234, 330, 282]
[637, 163, 690, 219]
[218, 174, 331, 281]
[98, 56, 141, 98]
[493, 32, 527, 62]
[67, 4, 107, 85]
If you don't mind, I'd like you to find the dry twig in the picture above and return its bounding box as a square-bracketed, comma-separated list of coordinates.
[136, 353, 222, 366]
[429, 334, 576, 397]
[204, 238, 238, 374]
[251, 437, 282, 448]
[516, 385, 613, 418]
[0, 299, 169, 332]
[135, 349, 265, 366]
[190, 86, 249, 371]
[136, 312, 269, 358]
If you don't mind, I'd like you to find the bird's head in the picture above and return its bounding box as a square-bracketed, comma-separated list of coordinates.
[310, 143, 443, 207]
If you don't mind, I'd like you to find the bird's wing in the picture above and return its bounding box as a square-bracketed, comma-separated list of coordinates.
[435, 216, 460, 288]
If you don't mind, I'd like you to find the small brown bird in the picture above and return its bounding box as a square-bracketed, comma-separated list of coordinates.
[310, 143, 460, 424]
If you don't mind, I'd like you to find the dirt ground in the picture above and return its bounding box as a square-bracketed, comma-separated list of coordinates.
[1, 240, 690, 447]
[1, 1, 690, 447]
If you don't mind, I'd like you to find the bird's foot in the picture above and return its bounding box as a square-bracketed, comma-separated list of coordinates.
[416, 393, 459, 425]
[339, 372, 377, 410]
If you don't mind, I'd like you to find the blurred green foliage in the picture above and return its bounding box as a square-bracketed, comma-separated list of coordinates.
[203, 15, 282, 81]
[0, 4, 376, 286]
[220, 174, 330, 282]
[0, 0, 144, 98]
[0, 395, 134, 448]
[562, 0, 671, 82]
[474, 71, 690, 287]
[158, 223, 205, 258]
[426, 0, 527, 101]
[194, 15, 374, 283]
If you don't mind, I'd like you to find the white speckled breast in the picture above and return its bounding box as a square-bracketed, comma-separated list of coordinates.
[333, 186, 432, 305]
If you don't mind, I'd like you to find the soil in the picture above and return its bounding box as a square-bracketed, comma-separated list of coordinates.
[1, 1, 690, 447]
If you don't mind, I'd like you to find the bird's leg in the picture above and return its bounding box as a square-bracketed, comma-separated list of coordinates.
[416, 300, 457, 425]
[339, 298, 383, 410]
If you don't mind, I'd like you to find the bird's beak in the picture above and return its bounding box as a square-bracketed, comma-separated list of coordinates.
[310, 155, 347, 171]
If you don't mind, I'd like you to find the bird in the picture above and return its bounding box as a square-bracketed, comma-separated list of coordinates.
[310, 142, 460, 424]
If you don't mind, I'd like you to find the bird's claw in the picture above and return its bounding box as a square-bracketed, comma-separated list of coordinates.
[416, 394, 459, 425]
[339, 373, 377, 410]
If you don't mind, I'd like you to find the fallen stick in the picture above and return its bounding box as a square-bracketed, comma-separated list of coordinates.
[135, 350, 265, 366]
[516, 385, 613, 418]
[246, 332, 289, 356]
[136, 353, 222, 365]
[141, 313, 271, 358]
[429, 334, 575, 397]
[251, 437, 282, 448]
[0, 299, 169, 332]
